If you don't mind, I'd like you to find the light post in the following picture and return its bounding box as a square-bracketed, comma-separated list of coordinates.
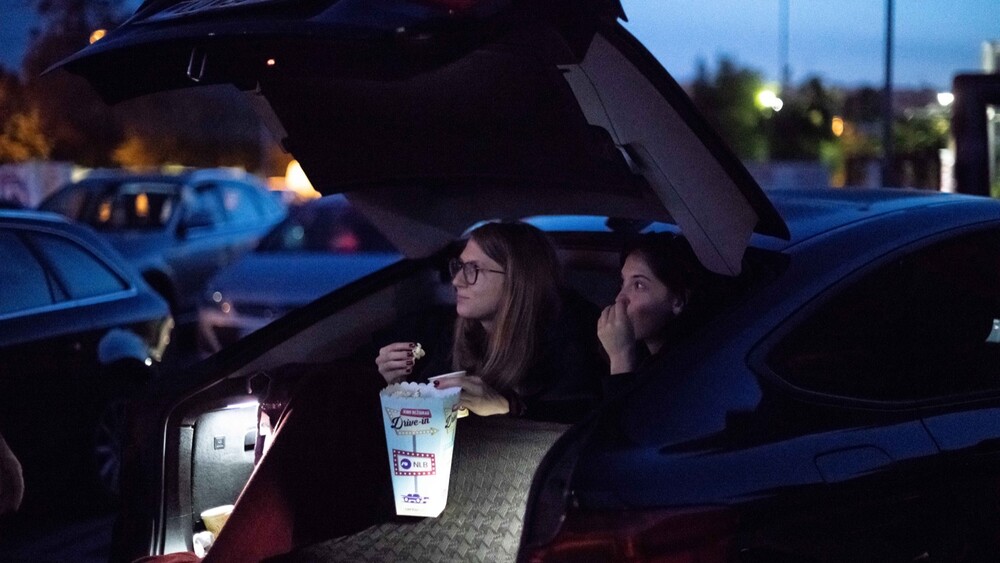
[881, 0, 895, 186]
[779, 0, 790, 92]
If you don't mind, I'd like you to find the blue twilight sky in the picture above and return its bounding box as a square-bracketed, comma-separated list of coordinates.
[1, 0, 997, 91]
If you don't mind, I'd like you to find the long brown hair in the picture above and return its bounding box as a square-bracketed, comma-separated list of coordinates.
[452, 222, 561, 391]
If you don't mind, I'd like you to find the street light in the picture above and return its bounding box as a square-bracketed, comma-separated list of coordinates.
[757, 89, 784, 112]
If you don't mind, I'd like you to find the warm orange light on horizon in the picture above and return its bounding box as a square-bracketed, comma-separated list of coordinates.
[285, 160, 321, 199]
[89, 29, 107, 44]
[831, 116, 845, 137]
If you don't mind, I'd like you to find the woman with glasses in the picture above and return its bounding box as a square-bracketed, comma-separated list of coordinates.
[375, 221, 605, 422]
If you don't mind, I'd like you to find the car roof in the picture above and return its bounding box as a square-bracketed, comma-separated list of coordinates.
[288, 193, 349, 212]
[754, 188, 1000, 251]
[66, 168, 265, 186]
[64, 175, 185, 189]
[0, 208, 74, 226]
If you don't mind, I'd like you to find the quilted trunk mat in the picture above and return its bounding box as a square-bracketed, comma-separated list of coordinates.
[269, 416, 569, 562]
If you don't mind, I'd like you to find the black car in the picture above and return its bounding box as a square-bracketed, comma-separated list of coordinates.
[0, 209, 173, 513]
[40, 168, 287, 320]
[56, 1, 1000, 562]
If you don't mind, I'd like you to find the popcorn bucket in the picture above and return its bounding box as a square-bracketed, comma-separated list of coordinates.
[379, 381, 461, 517]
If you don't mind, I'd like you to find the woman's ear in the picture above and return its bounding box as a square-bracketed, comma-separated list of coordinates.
[671, 290, 691, 316]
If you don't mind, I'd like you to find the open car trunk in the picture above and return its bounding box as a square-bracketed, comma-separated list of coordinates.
[193, 362, 572, 562]
[109, 232, 627, 562]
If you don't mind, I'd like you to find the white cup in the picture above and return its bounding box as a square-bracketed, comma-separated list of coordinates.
[201, 504, 234, 536]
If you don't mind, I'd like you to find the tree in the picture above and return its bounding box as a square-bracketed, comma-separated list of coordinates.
[16, 0, 282, 173]
[690, 57, 768, 161]
[20, 0, 130, 166]
[111, 87, 275, 171]
[767, 77, 838, 160]
[842, 87, 882, 123]
[0, 68, 50, 162]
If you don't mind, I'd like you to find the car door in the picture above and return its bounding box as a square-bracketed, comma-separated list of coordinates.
[910, 229, 1000, 558]
[216, 180, 273, 257]
[169, 183, 231, 305]
[758, 226, 1000, 559]
[0, 225, 139, 507]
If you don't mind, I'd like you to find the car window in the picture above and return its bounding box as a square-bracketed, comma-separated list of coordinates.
[0, 230, 55, 314]
[26, 232, 129, 300]
[768, 228, 1000, 403]
[186, 185, 226, 228]
[45, 181, 180, 231]
[258, 201, 396, 254]
[219, 182, 264, 225]
[41, 184, 89, 220]
[104, 182, 179, 230]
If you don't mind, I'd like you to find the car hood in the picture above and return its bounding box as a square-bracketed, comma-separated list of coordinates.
[207, 252, 402, 308]
[54, 0, 787, 275]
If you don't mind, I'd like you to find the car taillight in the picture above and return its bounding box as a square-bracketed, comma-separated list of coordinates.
[526, 505, 739, 563]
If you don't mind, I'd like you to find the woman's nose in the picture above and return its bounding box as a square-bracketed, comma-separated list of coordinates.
[451, 271, 466, 288]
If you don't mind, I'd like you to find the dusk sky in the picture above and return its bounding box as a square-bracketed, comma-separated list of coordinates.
[1, 0, 997, 92]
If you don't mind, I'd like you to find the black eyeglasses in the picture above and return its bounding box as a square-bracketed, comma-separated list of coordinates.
[448, 258, 505, 285]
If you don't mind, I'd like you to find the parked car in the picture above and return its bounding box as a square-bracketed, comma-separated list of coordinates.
[0, 209, 173, 513]
[39, 168, 287, 321]
[57, 1, 1000, 562]
[197, 195, 401, 355]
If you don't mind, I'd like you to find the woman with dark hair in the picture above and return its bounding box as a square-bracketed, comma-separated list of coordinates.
[597, 232, 704, 375]
[376, 221, 604, 421]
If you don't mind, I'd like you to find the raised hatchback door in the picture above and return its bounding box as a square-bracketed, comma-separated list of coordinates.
[54, 0, 786, 274]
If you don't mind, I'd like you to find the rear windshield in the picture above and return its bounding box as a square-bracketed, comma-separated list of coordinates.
[257, 200, 396, 254]
[42, 181, 180, 231]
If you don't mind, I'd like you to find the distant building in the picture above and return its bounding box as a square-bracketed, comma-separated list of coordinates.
[984, 41, 1000, 196]
[983, 41, 1000, 73]
[949, 40, 1000, 196]
[0, 161, 74, 208]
